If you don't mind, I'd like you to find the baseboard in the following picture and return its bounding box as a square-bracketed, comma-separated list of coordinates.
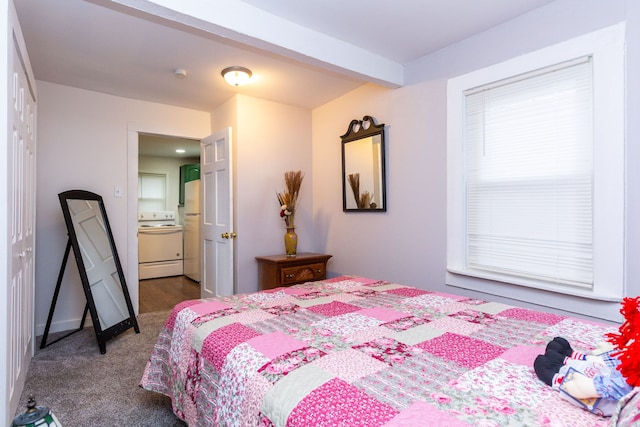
[35, 315, 93, 336]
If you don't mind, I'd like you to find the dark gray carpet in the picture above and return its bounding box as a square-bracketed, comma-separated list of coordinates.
[16, 311, 185, 426]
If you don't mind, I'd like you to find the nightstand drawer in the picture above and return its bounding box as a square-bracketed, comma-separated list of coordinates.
[256, 253, 332, 290]
[281, 262, 326, 285]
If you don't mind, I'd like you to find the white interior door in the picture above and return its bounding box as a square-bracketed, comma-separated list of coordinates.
[201, 127, 234, 298]
[6, 2, 36, 420]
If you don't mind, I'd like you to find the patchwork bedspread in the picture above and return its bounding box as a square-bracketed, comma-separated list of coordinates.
[140, 276, 623, 426]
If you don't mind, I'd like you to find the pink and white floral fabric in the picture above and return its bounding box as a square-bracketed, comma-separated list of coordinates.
[140, 276, 620, 426]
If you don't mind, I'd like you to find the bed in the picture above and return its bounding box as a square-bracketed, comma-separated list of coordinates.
[140, 275, 636, 426]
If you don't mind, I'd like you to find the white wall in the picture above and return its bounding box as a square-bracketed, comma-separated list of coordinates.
[35, 81, 210, 334]
[313, 84, 396, 278]
[213, 94, 312, 294]
[32, 0, 640, 331]
[312, 0, 640, 322]
[138, 154, 199, 223]
[313, 81, 447, 288]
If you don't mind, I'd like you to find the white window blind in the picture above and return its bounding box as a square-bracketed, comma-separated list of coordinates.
[447, 23, 625, 310]
[138, 173, 166, 212]
[464, 57, 593, 288]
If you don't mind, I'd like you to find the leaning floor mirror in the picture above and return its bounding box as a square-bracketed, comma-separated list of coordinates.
[341, 115, 387, 211]
[41, 190, 139, 354]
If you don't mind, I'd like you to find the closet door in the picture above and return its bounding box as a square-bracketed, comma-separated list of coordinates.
[5, 1, 37, 421]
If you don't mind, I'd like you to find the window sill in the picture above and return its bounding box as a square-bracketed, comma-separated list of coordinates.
[447, 267, 622, 302]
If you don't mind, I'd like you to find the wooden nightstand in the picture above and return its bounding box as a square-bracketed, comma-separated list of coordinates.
[256, 252, 332, 290]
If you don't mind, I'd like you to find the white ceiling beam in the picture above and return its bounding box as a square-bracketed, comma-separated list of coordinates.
[108, 0, 404, 88]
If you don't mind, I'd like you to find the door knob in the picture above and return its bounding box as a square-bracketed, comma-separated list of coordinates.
[221, 232, 237, 239]
[221, 232, 230, 239]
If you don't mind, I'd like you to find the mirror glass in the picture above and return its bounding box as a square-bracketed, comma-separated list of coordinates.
[66, 199, 129, 329]
[342, 116, 386, 211]
[56, 190, 138, 353]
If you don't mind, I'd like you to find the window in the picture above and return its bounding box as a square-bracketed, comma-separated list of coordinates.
[447, 24, 625, 301]
[138, 173, 166, 212]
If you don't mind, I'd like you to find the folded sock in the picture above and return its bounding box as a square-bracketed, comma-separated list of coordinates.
[545, 337, 573, 357]
[544, 349, 567, 367]
[534, 353, 564, 386]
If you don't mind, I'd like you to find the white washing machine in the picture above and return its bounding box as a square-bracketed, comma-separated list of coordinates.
[138, 211, 183, 279]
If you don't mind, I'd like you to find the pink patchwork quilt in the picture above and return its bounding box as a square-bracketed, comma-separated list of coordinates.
[140, 276, 620, 426]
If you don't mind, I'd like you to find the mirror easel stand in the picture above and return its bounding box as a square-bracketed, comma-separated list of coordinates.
[40, 238, 90, 349]
[41, 190, 140, 354]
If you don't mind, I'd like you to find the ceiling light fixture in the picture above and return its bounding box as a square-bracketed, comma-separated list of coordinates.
[221, 66, 252, 87]
[175, 149, 186, 153]
[174, 69, 188, 79]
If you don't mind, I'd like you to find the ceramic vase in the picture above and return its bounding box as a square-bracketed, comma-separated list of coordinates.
[284, 227, 297, 257]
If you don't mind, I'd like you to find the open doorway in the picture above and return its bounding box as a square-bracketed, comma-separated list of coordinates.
[137, 133, 201, 313]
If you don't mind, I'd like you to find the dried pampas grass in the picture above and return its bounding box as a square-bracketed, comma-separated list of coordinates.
[359, 191, 372, 209]
[277, 170, 304, 227]
[348, 173, 374, 208]
[348, 173, 360, 207]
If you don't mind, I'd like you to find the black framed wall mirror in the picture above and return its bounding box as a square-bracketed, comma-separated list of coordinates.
[341, 115, 387, 212]
[41, 190, 139, 354]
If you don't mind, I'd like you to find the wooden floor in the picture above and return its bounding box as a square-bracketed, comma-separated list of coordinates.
[139, 275, 201, 313]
